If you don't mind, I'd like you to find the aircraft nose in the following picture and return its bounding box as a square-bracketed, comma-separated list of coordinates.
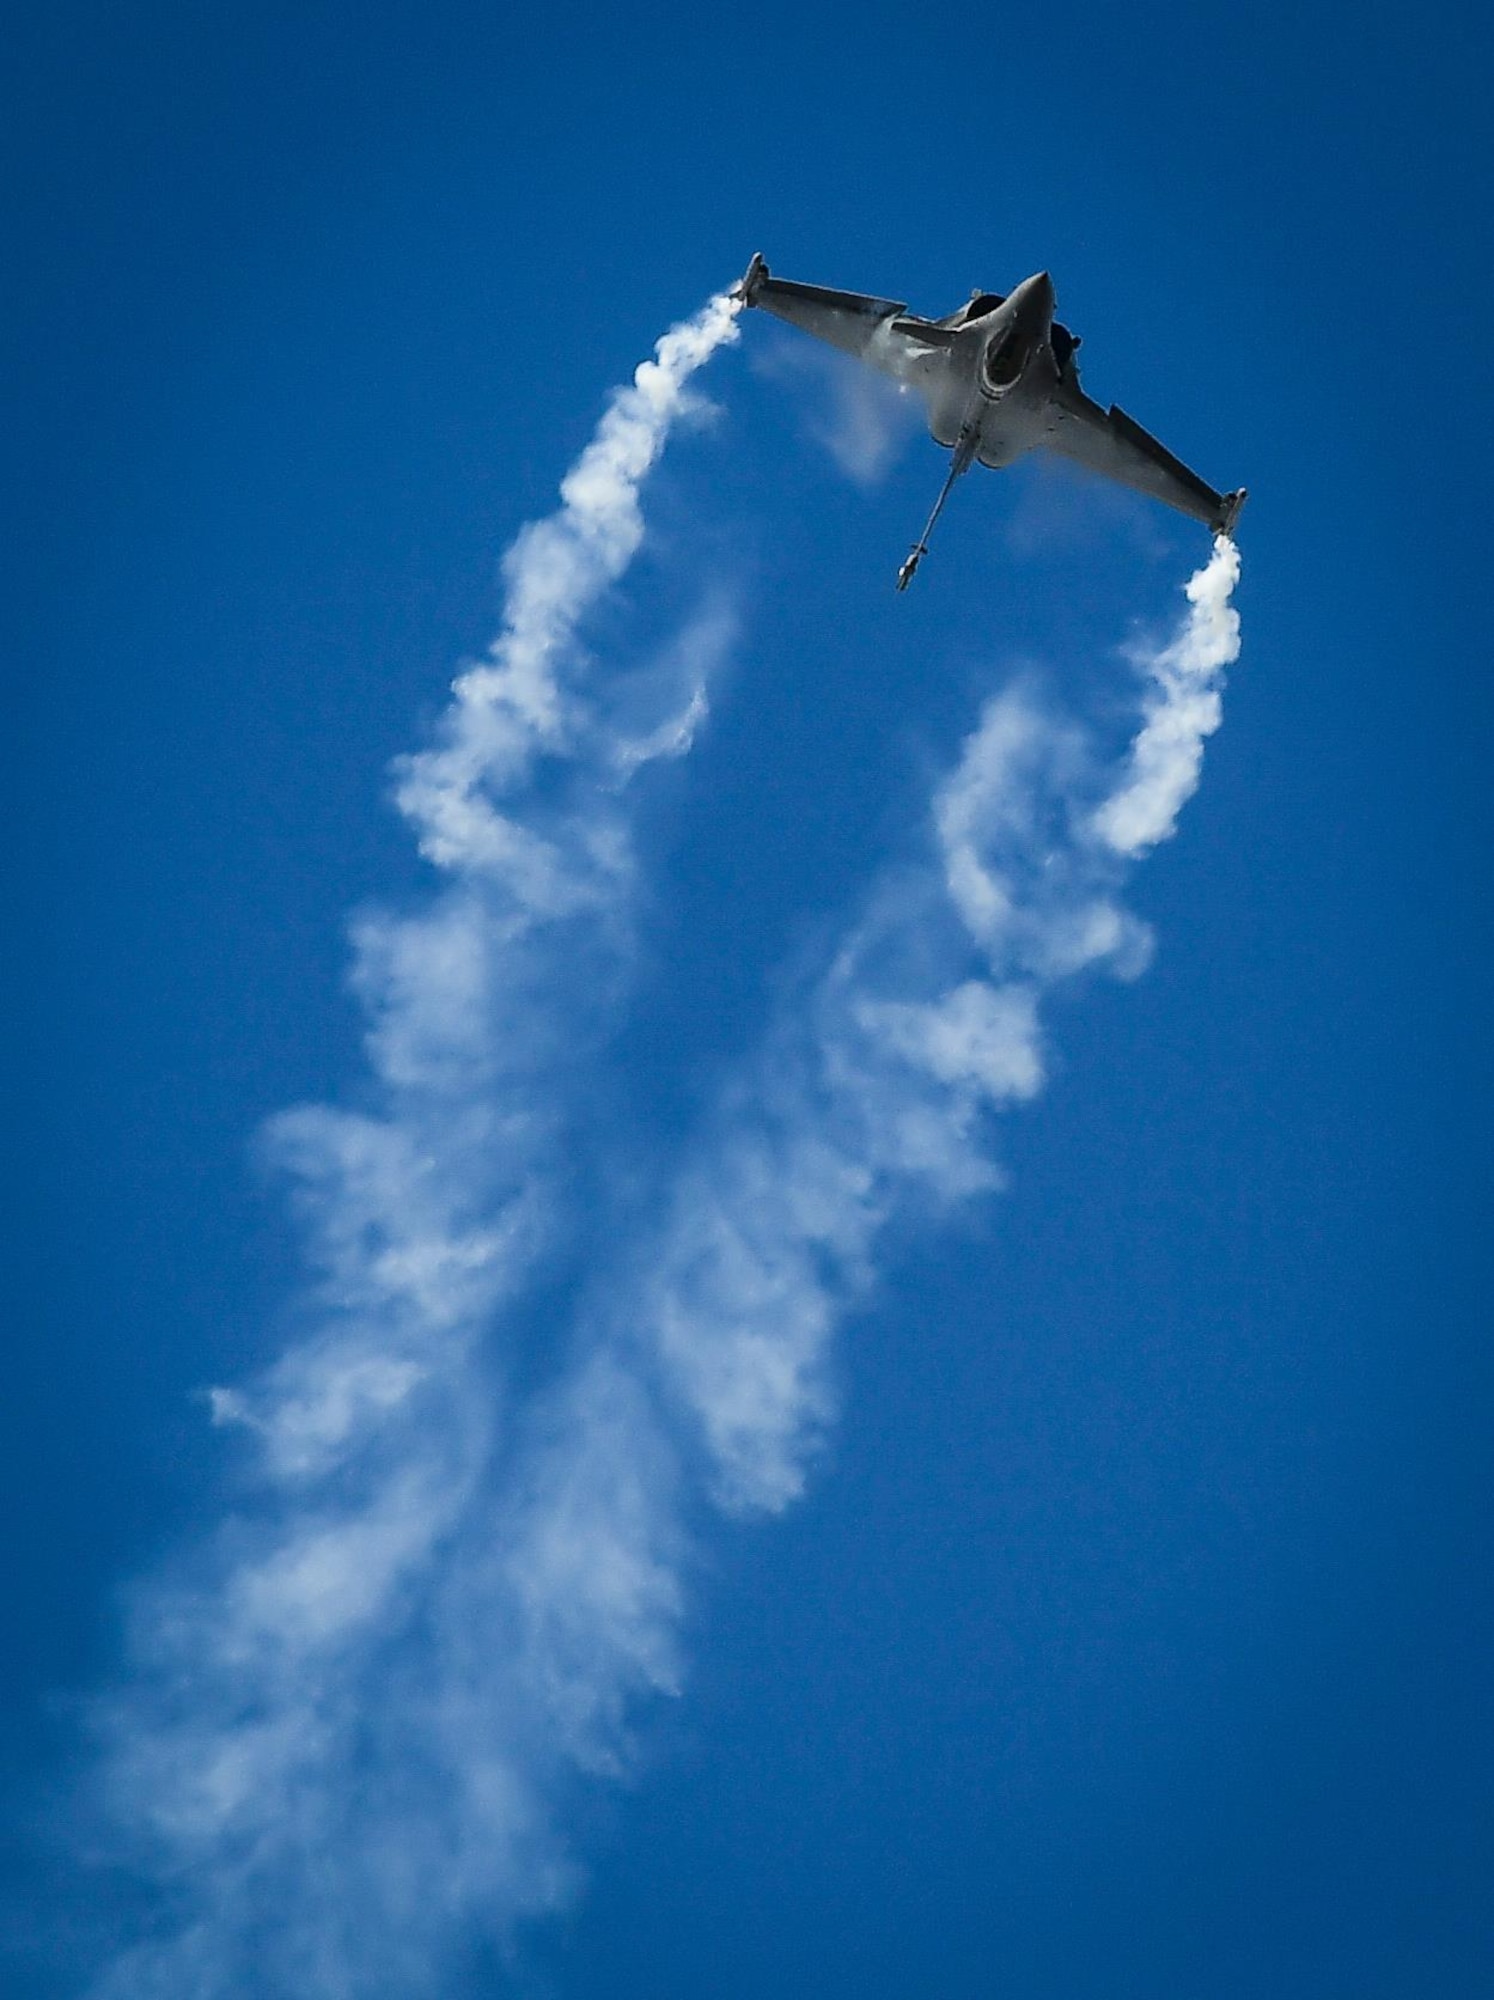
[1018, 270, 1056, 318]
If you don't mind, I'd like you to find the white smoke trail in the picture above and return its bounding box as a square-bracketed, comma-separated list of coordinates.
[396, 288, 742, 864]
[1092, 534, 1242, 856]
[635, 541, 1243, 1520]
[81, 294, 743, 2000]
[74, 275, 1241, 1995]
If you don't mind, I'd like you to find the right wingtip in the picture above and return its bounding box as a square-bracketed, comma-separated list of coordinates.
[734, 252, 769, 307]
[1217, 487, 1248, 538]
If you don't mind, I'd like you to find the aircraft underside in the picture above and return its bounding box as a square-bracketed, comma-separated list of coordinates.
[733, 254, 1246, 587]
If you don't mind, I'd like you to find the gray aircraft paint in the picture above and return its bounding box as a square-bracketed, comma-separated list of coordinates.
[735, 256, 1245, 585]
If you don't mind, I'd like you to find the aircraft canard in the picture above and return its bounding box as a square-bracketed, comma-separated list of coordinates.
[734, 254, 1246, 588]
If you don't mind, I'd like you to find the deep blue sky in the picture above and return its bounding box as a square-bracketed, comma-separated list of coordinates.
[7, 2, 1492, 1994]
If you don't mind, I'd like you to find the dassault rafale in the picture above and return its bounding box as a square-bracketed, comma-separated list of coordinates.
[734, 255, 1246, 589]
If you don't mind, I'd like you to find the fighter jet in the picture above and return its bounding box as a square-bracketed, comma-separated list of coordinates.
[734, 254, 1245, 589]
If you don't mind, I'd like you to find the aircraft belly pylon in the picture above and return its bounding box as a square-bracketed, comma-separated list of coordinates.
[897, 416, 981, 591]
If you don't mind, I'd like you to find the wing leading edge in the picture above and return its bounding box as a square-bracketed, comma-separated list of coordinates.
[1047, 383, 1246, 537]
[737, 254, 905, 359]
[735, 254, 956, 386]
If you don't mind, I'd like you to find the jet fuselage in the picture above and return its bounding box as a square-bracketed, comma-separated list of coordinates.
[920, 271, 1062, 468]
[733, 254, 1246, 582]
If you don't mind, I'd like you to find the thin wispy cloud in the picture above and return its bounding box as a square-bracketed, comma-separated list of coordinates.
[69, 288, 1241, 1997]
[752, 335, 923, 486]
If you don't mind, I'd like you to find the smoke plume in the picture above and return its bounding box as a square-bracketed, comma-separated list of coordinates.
[74, 291, 1241, 1997]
